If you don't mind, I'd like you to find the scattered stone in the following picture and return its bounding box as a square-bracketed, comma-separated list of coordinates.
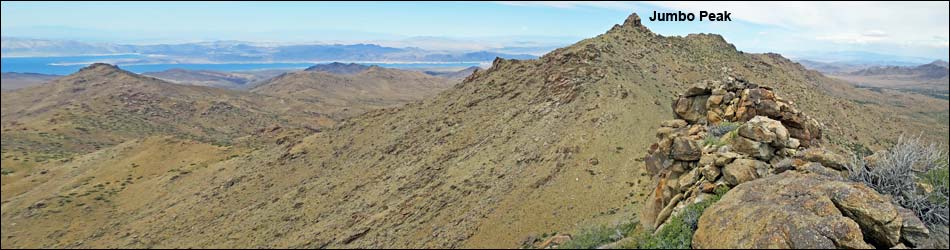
[588, 157, 600, 166]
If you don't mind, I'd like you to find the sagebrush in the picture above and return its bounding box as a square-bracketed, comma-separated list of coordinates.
[847, 136, 950, 229]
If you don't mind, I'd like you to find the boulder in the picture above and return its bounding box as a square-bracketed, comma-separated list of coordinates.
[737, 118, 777, 143]
[660, 119, 688, 128]
[694, 171, 905, 249]
[802, 148, 849, 171]
[722, 159, 763, 186]
[678, 168, 701, 192]
[827, 181, 902, 247]
[683, 85, 712, 97]
[897, 207, 932, 248]
[730, 136, 774, 161]
[673, 95, 710, 124]
[701, 164, 721, 181]
[671, 137, 702, 161]
[714, 152, 740, 167]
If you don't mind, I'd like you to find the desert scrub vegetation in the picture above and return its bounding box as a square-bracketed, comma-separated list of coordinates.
[847, 136, 949, 229]
[625, 186, 730, 249]
[703, 122, 740, 147]
[557, 222, 638, 249]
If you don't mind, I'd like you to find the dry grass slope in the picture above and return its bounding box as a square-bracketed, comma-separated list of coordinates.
[1, 13, 947, 249]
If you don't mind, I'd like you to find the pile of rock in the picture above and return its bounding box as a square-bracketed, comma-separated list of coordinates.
[671, 77, 822, 147]
[638, 77, 936, 249]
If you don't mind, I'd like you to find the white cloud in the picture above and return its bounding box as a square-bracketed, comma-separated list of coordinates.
[497, 1, 950, 48]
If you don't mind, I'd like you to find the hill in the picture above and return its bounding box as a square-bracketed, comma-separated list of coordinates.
[422, 66, 481, 81]
[2, 13, 947, 249]
[251, 66, 454, 119]
[1, 72, 61, 91]
[303, 62, 371, 75]
[141, 69, 288, 90]
[1, 64, 331, 174]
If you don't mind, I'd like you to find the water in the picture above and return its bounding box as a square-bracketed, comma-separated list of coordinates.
[1, 55, 484, 75]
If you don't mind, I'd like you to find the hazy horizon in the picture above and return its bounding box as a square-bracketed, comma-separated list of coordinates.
[2, 1, 948, 62]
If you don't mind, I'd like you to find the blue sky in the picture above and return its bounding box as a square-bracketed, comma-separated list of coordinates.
[2, 1, 948, 61]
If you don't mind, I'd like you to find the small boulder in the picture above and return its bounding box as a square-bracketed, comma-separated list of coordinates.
[722, 159, 762, 186]
[701, 164, 721, 181]
[671, 137, 702, 161]
[802, 148, 848, 171]
[897, 207, 932, 248]
[660, 119, 688, 128]
[730, 136, 774, 161]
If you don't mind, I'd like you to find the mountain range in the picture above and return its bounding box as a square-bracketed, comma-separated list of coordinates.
[1, 37, 536, 63]
[1, 13, 947, 249]
[800, 60, 950, 100]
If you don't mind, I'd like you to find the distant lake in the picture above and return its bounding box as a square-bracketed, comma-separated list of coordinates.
[1, 54, 484, 75]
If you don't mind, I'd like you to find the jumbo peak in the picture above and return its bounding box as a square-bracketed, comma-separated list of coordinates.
[609, 12, 653, 34]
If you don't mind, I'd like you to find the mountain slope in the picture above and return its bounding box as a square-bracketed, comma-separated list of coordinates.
[1, 72, 61, 91]
[1, 64, 330, 171]
[2, 13, 947, 249]
[251, 66, 454, 118]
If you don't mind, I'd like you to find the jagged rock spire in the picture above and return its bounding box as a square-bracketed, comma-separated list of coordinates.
[609, 12, 654, 34]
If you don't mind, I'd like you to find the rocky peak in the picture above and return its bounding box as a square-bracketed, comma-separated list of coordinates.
[624, 12, 643, 27]
[610, 12, 653, 34]
[79, 63, 122, 73]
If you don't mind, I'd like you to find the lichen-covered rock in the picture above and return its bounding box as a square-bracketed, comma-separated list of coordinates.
[721, 159, 763, 186]
[660, 119, 688, 128]
[673, 94, 709, 124]
[671, 137, 702, 161]
[694, 171, 906, 249]
[729, 136, 774, 161]
[897, 207, 932, 248]
[802, 148, 849, 171]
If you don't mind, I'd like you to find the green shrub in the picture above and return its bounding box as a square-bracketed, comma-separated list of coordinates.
[0, 168, 13, 176]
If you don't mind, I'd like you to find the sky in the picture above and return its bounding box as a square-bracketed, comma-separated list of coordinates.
[1, 1, 948, 61]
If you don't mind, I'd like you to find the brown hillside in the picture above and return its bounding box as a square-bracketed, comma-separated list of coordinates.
[2, 13, 947, 249]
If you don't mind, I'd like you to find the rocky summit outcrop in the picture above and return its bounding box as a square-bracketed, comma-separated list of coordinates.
[671, 77, 822, 147]
[638, 76, 934, 249]
[641, 77, 830, 231]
